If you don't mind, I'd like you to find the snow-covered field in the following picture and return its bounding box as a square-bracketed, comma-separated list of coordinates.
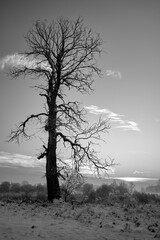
[0, 200, 160, 239]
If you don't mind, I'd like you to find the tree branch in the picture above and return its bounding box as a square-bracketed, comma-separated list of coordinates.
[37, 145, 48, 159]
[56, 117, 113, 175]
[8, 113, 48, 143]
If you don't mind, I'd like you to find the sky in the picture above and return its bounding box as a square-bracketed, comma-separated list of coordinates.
[0, 0, 160, 184]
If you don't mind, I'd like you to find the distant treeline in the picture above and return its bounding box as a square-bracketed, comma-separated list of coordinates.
[1, 180, 160, 205]
[0, 181, 46, 194]
[146, 179, 160, 194]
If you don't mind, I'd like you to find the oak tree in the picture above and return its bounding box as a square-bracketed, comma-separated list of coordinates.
[9, 17, 113, 201]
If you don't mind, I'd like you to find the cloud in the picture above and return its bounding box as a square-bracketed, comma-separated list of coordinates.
[85, 105, 108, 115]
[0, 53, 51, 71]
[0, 152, 45, 169]
[85, 105, 140, 132]
[133, 170, 144, 175]
[0, 152, 114, 177]
[106, 70, 122, 79]
[85, 105, 123, 119]
[115, 120, 140, 132]
[133, 170, 152, 175]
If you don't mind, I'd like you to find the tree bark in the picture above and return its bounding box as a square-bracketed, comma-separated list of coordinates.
[46, 171, 60, 201]
[46, 130, 60, 201]
[46, 94, 61, 201]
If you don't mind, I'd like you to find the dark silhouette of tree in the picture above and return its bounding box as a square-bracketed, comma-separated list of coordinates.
[0, 181, 10, 193]
[10, 183, 21, 193]
[8, 17, 113, 201]
[82, 183, 96, 203]
[82, 183, 94, 197]
[96, 184, 113, 203]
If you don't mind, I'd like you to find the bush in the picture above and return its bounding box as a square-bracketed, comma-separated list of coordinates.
[0, 181, 48, 203]
[21, 183, 34, 194]
[82, 183, 94, 196]
[0, 181, 10, 193]
[60, 185, 71, 202]
[60, 170, 84, 202]
[0, 192, 24, 202]
[87, 190, 96, 203]
[96, 184, 112, 203]
[36, 184, 46, 194]
[10, 183, 21, 193]
[35, 192, 47, 201]
[81, 183, 96, 203]
[133, 191, 149, 205]
[116, 182, 129, 195]
[133, 192, 160, 205]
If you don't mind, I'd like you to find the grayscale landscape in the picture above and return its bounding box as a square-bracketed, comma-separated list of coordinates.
[0, 0, 160, 239]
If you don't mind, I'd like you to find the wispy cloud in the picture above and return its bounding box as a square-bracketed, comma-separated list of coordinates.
[1, 54, 122, 80]
[85, 105, 140, 132]
[0, 152, 45, 169]
[133, 170, 144, 175]
[133, 170, 152, 175]
[0, 53, 51, 71]
[0, 152, 114, 177]
[115, 120, 140, 132]
[106, 70, 122, 79]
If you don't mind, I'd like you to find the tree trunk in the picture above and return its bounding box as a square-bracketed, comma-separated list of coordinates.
[46, 170, 60, 201]
[46, 138, 61, 201]
[45, 73, 61, 201]
[46, 113, 60, 201]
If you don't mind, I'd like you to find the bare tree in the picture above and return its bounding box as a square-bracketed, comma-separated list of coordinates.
[9, 17, 113, 201]
[61, 169, 84, 202]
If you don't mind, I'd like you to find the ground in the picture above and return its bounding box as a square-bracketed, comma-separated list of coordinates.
[0, 200, 160, 240]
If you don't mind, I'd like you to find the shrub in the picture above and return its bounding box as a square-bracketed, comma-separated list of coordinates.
[35, 192, 47, 202]
[82, 183, 94, 196]
[81, 183, 96, 203]
[87, 189, 96, 203]
[36, 184, 46, 194]
[0, 181, 10, 193]
[10, 183, 21, 193]
[96, 184, 112, 203]
[60, 170, 84, 202]
[60, 185, 71, 202]
[133, 191, 149, 205]
[116, 182, 129, 195]
[21, 183, 34, 194]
